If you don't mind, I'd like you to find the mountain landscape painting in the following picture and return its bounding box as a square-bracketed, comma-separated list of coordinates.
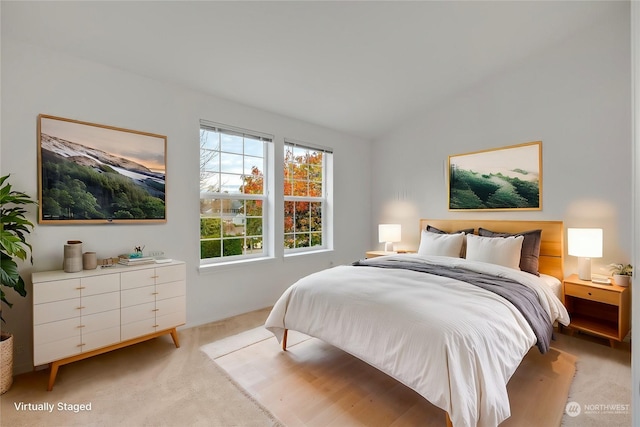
[448, 141, 541, 211]
[38, 115, 167, 223]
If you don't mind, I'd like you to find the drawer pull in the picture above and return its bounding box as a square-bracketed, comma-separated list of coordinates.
[152, 292, 159, 295]
[151, 275, 159, 279]
[78, 325, 85, 329]
[77, 306, 85, 310]
[77, 343, 86, 347]
[153, 324, 159, 328]
[76, 287, 86, 290]
[152, 309, 160, 312]
[588, 292, 592, 296]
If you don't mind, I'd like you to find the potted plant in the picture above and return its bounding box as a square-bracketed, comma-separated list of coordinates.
[609, 263, 633, 287]
[0, 174, 36, 394]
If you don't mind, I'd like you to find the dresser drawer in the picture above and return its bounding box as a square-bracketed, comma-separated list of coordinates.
[81, 309, 120, 333]
[33, 278, 81, 304]
[34, 317, 81, 346]
[121, 285, 156, 307]
[156, 295, 185, 316]
[155, 264, 186, 285]
[121, 268, 156, 290]
[156, 310, 186, 331]
[81, 326, 121, 352]
[81, 292, 120, 316]
[34, 336, 81, 366]
[156, 281, 186, 301]
[121, 319, 156, 341]
[34, 298, 81, 325]
[81, 274, 120, 296]
[121, 302, 156, 325]
[564, 283, 619, 305]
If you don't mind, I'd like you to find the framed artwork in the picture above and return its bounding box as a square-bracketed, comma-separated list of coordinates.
[37, 114, 167, 224]
[448, 141, 542, 211]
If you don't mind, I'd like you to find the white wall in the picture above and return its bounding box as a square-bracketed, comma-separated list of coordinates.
[0, 40, 372, 373]
[371, 4, 632, 277]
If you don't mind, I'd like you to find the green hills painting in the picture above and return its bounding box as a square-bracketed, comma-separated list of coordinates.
[38, 115, 166, 223]
[448, 142, 541, 210]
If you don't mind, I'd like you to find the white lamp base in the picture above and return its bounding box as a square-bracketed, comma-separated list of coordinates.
[384, 242, 394, 252]
[577, 257, 592, 281]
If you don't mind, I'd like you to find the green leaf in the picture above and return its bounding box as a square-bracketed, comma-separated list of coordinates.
[0, 174, 33, 322]
[0, 255, 20, 288]
[0, 232, 26, 260]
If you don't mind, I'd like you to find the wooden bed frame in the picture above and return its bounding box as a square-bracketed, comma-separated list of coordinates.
[282, 218, 565, 427]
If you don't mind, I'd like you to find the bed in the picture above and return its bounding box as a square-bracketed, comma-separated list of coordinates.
[265, 219, 570, 427]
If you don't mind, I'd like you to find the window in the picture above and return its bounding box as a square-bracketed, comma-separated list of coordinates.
[284, 140, 332, 253]
[200, 122, 271, 263]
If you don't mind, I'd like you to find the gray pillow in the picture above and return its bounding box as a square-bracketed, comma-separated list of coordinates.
[477, 228, 542, 276]
[426, 225, 474, 235]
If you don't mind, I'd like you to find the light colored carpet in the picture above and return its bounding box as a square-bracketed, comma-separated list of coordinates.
[0, 308, 280, 427]
[555, 331, 632, 427]
[210, 327, 578, 427]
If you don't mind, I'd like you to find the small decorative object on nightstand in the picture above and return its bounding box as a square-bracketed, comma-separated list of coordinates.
[609, 263, 632, 287]
[562, 274, 630, 347]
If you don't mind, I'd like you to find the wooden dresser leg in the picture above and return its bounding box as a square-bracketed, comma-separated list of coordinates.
[169, 328, 180, 348]
[282, 329, 288, 351]
[47, 362, 60, 391]
[445, 412, 453, 427]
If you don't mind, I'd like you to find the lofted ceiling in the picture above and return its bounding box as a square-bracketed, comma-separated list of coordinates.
[1, 1, 622, 140]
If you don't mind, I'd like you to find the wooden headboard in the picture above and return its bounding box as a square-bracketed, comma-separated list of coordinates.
[419, 219, 564, 281]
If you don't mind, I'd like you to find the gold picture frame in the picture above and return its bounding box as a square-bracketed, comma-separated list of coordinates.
[448, 141, 542, 211]
[38, 114, 167, 224]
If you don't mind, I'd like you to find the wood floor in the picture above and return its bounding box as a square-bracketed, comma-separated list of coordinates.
[214, 330, 577, 427]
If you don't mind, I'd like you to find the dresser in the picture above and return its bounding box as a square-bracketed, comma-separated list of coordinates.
[32, 261, 186, 390]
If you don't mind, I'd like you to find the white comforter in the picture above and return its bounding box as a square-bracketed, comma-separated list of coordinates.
[265, 254, 569, 427]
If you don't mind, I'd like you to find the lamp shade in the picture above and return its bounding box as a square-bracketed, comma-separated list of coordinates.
[567, 228, 603, 258]
[378, 224, 401, 243]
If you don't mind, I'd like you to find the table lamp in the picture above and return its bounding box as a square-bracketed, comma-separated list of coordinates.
[568, 228, 603, 281]
[379, 224, 401, 252]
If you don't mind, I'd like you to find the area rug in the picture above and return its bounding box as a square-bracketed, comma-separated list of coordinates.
[203, 327, 576, 427]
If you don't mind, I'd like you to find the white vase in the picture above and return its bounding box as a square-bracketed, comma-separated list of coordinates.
[613, 274, 631, 287]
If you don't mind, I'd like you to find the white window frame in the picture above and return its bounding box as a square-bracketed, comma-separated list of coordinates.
[284, 139, 333, 255]
[199, 121, 273, 265]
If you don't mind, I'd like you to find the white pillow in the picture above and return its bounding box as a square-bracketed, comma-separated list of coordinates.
[418, 230, 465, 258]
[465, 234, 524, 270]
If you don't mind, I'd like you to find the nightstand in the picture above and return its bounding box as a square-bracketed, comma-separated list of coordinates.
[365, 251, 395, 258]
[365, 250, 415, 259]
[562, 274, 630, 347]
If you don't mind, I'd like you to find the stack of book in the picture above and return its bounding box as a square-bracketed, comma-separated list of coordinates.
[118, 255, 156, 266]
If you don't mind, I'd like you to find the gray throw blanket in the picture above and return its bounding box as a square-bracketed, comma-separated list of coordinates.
[352, 258, 553, 353]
